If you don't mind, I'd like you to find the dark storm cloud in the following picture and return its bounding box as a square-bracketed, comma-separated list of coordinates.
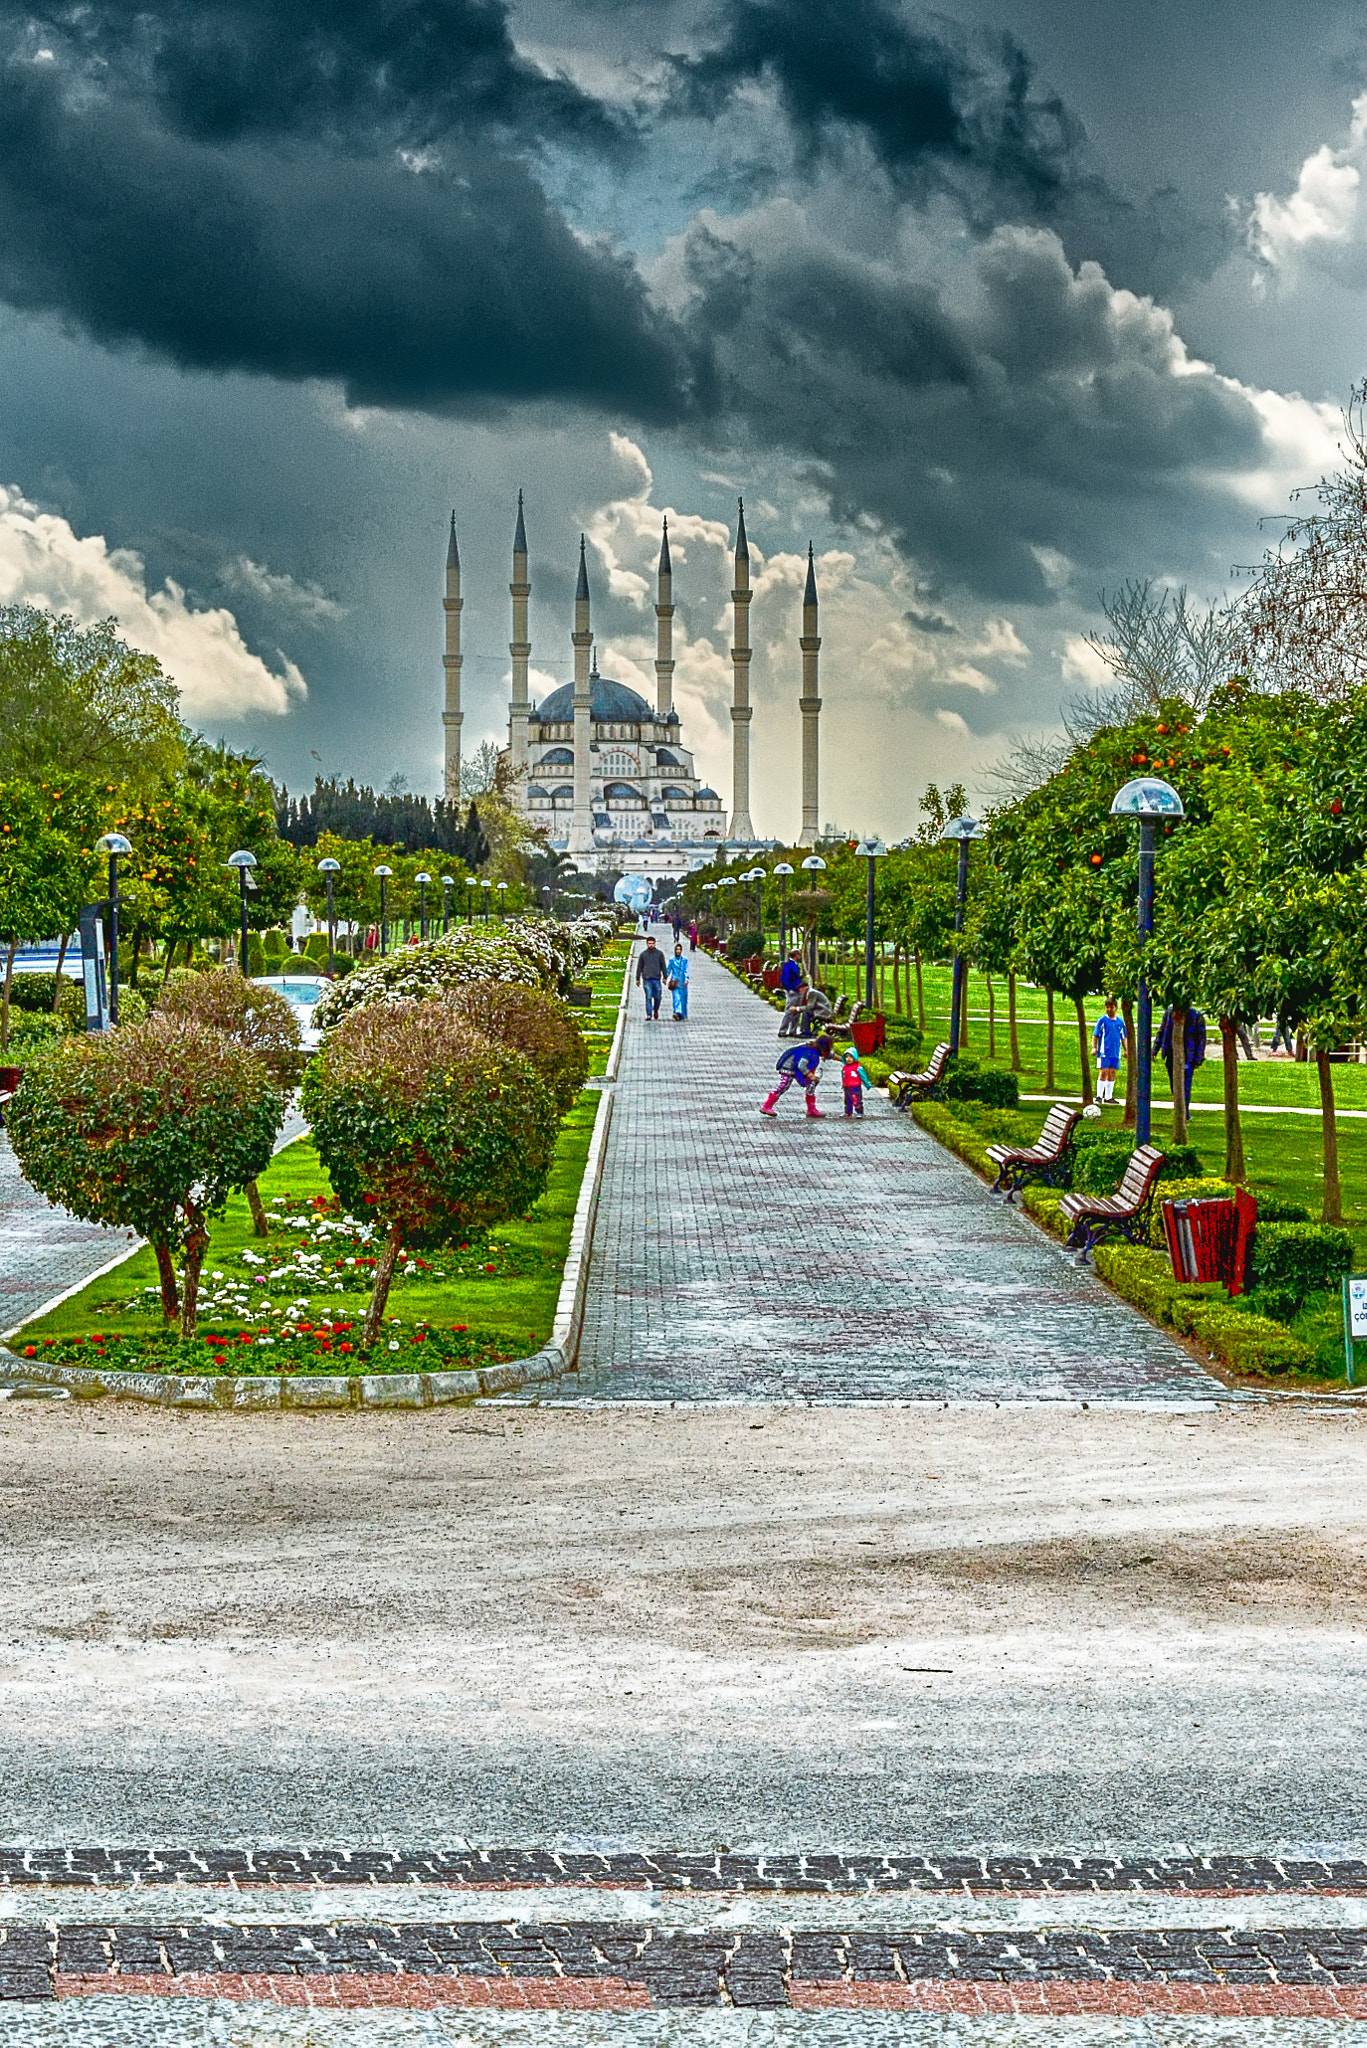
[675, 212, 1266, 601]
[0, 41, 699, 416]
[674, 0, 1085, 215]
[17, 0, 627, 152]
[670, 0, 1228, 296]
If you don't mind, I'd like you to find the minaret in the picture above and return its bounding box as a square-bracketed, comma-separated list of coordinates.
[568, 538, 594, 854]
[799, 544, 822, 847]
[442, 512, 463, 801]
[655, 519, 674, 719]
[729, 498, 755, 842]
[509, 491, 531, 790]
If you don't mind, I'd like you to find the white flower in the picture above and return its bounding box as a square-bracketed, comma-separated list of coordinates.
[388, 1340, 400, 1351]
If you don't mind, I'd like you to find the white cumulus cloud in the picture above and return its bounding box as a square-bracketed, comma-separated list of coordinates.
[1248, 96, 1367, 277]
[0, 485, 305, 720]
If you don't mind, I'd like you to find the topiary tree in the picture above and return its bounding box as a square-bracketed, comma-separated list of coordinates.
[8, 1016, 279, 1335]
[447, 982, 588, 1116]
[154, 969, 306, 1234]
[301, 1002, 557, 1344]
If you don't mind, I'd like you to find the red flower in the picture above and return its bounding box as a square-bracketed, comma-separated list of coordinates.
[1331, 799, 1343, 815]
[22, 1345, 36, 1357]
[339, 1342, 353, 1353]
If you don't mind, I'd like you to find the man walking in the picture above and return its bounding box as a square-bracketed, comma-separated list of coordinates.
[636, 935, 668, 1021]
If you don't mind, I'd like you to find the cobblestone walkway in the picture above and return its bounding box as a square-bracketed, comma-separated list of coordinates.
[573, 946, 1222, 1402]
[0, 1135, 137, 1338]
[6, 1850, 1367, 2029]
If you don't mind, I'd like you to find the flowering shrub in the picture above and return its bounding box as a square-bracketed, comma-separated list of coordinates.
[18, 1321, 528, 1377]
[8, 1017, 280, 1337]
[300, 1003, 556, 1341]
[448, 982, 588, 1116]
[154, 968, 306, 1233]
[155, 969, 306, 1092]
[311, 909, 615, 1028]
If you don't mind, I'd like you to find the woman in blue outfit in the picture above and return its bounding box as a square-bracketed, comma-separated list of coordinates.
[668, 942, 690, 1020]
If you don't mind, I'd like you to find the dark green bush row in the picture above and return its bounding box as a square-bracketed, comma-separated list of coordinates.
[724, 929, 765, 962]
[942, 1055, 1019, 1109]
[1071, 1136, 1203, 1193]
[1249, 1221, 1352, 1310]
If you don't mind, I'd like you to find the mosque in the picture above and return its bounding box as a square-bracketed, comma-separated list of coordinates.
[441, 497, 824, 881]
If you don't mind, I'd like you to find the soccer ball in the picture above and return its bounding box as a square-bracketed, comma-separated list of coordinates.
[1082, 1101, 1103, 1120]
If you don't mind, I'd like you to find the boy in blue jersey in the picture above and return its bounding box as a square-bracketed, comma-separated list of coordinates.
[1092, 997, 1126, 1106]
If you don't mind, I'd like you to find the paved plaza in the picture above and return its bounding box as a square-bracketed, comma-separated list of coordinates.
[575, 943, 1222, 1402]
[0, 1134, 137, 1340]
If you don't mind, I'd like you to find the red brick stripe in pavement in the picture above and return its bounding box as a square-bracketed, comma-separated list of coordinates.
[55, 1974, 652, 2009]
[790, 1982, 1367, 2017]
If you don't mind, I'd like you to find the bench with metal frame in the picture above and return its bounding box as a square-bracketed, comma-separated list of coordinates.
[887, 1040, 952, 1108]
[1057, 1144, 1167, 1262]
[985, 1102, 1082, 1202]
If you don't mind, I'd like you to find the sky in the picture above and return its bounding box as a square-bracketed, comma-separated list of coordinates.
[1, 0, 1365, 838]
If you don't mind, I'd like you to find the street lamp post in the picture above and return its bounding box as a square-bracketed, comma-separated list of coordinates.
[226, 850, 259, 978]
[741, 867, 765, 945]
[315, 856, 341, 973]
[940, 816, 986, 1056]
[95, 833, 133, 1025]
[496, 881, 508, 920]
[416, 871, 431, 940]
[464, 876, 477, 922]
[800, 854, 826, 983]
[373, 865, 392, 955]
[1110, 776, 1185, 1146]
[715, 874, 735, 942]
[854, 839, 887, 1013]
[772, 863, 793, 958]
[481, 878, 493, 921]
[441, 876, 453, 935]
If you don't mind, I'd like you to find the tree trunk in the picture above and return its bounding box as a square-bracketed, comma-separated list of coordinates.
[1008, 972, 1022, 1072]
[246, 1178, 270, 1236]
[914, 952, 925, 1029]
[892, 944, 903, 1016]
[362, 1221, 406, 1346]
[1121, 998, 1137, 1129]
[1044, 987, 1055, 1090]
[153, 1239, 180, 1322]
[1170, 1006, 1189, 1144]
[1074, 996, 1093, 1105]
[179, 1209, 210, 1338]
[127, 924, 142, 988]
[0, 940, 14, 1054]
[52, 931, 68, 1010]
[1220, 1016, 1246, 1186]
[987, 975, 996, 1059]
[959, 966, 969, 1048]
[1318, 1049, 1343, 1225]
[161, 936, 180, 987]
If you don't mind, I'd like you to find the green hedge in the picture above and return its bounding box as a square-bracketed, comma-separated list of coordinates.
[1071, 1135, 1203, 1193]
[942, 1055, 1019, 1109]
[1250, 1222, 1353, 1308]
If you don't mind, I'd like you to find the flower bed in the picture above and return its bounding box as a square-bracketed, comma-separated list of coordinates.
[8, 1321, 522, 1378]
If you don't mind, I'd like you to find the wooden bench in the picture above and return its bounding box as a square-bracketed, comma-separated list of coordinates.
[888, 1041, 952, 1108]
[985, 1103, 1082, 1202]
[1058, 1144, 1167, 1261]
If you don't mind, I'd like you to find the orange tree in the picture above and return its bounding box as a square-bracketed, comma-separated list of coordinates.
[8, 1015, 280, 1333]
[301, 1003, 557, 1346]
[0, 777, 101, 1050]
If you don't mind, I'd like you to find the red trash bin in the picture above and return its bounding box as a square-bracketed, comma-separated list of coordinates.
[850, 1015, 885, 1056]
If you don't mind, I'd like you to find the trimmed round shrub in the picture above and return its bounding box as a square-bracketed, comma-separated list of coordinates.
[301, 1002, 557, 1343]
[155, 967, 306, 1093]
[8, 1016, 280, 1335]
[943, 1056, 1019, 1109]
[448, 981, 589, 1116]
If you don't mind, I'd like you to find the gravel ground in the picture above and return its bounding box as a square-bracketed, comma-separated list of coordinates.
[0, 1399, 1364, 1852]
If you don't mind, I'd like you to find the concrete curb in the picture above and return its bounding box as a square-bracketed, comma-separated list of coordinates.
[0, 955, 630, 1411]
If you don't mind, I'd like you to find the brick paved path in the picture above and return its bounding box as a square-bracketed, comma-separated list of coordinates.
[0, 1135, 137, 1339]
[7, 1851, 1367, 2027]
[575, 945, 1222, 1401]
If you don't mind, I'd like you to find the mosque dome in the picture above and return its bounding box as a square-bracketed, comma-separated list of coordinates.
[534, 675, 652, 724]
